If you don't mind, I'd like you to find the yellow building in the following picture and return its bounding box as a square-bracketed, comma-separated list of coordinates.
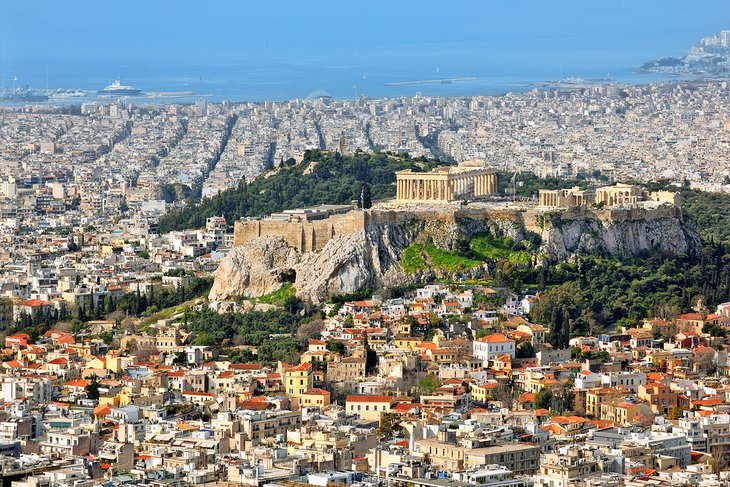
[470, 383, 497, 403]
[345, 395, 394, 422]
[585, 388, 628, 418]
[86, 356, 107, 370]
[600, 399, 645, 425]
[300, 388, 331, 408]
[284, 363, 313, 398]
[393, 336, 423, 351]
[105, 353, 123, 374]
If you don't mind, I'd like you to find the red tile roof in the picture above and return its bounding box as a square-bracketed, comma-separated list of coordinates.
[476, 333, 511, 343]
[17, 299, 51, 307]
[346, 395, 393, 403]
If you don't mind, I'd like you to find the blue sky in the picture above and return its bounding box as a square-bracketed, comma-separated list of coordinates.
[2, 0, 729, 63]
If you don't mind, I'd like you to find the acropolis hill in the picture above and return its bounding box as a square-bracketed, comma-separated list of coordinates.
[214, 164, 699, 303]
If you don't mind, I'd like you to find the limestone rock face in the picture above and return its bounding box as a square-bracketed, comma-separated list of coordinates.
[293, 224, 413, 304]
[540, 206, 700, 261]
[208, 236, 299, 301]
[209, 205, 701, 304]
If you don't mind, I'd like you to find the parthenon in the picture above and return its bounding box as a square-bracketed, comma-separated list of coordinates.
[395, 160, 499, 202]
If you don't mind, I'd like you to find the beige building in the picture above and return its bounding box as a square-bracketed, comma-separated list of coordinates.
[345, 395, 394, 422]
[540, 183, 679, 209]
[416, 437, 540, 473]
[595, 183, 642, 207]
[534, 449, 598, 487]
[237, 410, 302, 449]
[539, 186, 595, 208]
[326, 356, 366, 382]
[395, 160, 498, 203]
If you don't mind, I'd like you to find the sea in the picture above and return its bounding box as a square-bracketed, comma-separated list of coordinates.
[0, 21, 725, 105]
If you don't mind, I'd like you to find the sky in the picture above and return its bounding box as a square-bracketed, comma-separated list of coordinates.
[3, 1, 729, 61]
[1, 1, 729, 98]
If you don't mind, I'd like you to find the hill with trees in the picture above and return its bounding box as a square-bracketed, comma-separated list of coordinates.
[158, 150, 447, 233]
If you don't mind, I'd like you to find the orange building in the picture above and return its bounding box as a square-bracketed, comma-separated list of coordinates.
[638, 382, 677, 415]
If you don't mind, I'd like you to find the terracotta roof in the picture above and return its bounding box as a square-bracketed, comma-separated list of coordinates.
[304, 388, 331, 396]
[17, 299, 51, 307]
[182, 391, 217, 397]
[518, 393, 536, 403]
[286, 363, 312, 372]
[476, 333, 511, 343]
[346, 395, 393, 403]
[46, 357, 68, 365]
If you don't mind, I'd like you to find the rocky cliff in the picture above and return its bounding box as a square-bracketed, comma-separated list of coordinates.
[538, 205, 700, 261]
[208, 236, 298, 300]
[209, 205, 700, 304]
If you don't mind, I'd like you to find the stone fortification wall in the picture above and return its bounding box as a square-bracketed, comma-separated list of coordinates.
[233, 207, 537, 253]
[233, 213, 358, 252]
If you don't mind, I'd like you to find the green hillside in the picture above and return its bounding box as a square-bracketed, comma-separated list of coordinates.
[159, 150, 447, 233]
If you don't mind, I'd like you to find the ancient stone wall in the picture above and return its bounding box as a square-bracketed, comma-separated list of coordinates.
[233, 206, 544, 253]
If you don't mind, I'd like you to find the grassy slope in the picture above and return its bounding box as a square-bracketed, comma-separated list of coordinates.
[469, 234, 532, 264]
[401, 244, 482, 274]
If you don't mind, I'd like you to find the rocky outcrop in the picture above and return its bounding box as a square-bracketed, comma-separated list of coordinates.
[539, 205, 700, 261]
[208, 236, 298, 301]
[210, 205, 700, 304]
[293, 224, 411, 302]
